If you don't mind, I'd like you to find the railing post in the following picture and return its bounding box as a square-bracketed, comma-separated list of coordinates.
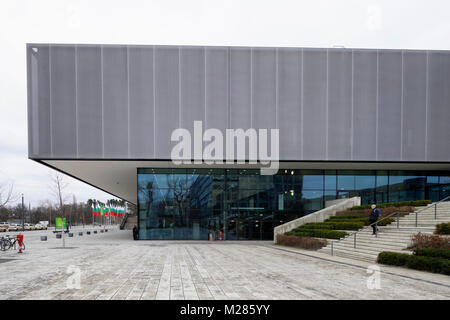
[397, 212, 399, 229]
[435, 203, 437, 220]
[354, 233, 356, 249]
[415, 210, 418, 227]
[331, 241, 333, 256]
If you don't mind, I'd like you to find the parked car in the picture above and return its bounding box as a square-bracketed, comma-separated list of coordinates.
[0, 222, 8, 232]
[35, 224, 47, 230]
[24, 223, 36, 231]
[7, 224, 20, 231]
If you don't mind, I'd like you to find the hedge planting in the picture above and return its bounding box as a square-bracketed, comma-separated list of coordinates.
[377, 251, 450, 275]
[406, 256, 450, 275]
[287, 229, 348, 240]
[377, 251, 410, 266]
[349, 200, 430, 210]
[326, 221, 365, 230]
[326, 217, 395, 227]
[297, 221, 364, 231]
[413, 248, 450, 260]
[435, 222, 450, 235]
[336, 206, 414, 218]
[276, 234, 328, 250]
[328, 215, 366, 220]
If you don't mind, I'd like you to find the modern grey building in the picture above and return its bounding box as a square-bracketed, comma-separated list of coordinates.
[27, 44, 450, 240]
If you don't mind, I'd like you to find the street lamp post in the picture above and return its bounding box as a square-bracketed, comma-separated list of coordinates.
[21, 194, 24, 232]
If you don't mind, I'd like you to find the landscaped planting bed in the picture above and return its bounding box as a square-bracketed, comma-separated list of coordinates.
[377, 250, 450, 275]
[377, 232, 450, 275]
[435, 222, 450, 235]
[349, 200, 431, 211]
[275, 234, 328, 250]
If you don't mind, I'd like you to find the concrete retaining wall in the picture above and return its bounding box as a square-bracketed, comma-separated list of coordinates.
[273, 197, 361, 243]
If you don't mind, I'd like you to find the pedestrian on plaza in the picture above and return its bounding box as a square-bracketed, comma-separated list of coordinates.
[132, 225, 138, 240]
[369, 204, 381, 235]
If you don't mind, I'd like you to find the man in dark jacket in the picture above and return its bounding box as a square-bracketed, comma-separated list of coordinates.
[132, 225, 138, 240]
[369, 204, 381, 235]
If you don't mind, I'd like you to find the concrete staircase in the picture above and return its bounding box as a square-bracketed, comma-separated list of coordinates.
[318, 201, 450, 262]
[123, 215, 137, 230]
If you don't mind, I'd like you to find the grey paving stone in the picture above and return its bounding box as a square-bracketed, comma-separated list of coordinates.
[0, 228, 449, 300]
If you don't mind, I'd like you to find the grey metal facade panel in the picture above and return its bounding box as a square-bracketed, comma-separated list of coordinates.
[277, 48, 301, 159]
[205, 47, 229, 132]
[353, 50, 377, 161]
[77, 46, 103, 157]
[229, 48, 251, 130]
[302, 49, 327, 160]
[180, 47, 205, 132]
[427, 52, 450, 161]
[102, 46, 129, 157]
[402, 52, 427, 161]
[327, 50, 352, 160]
[128, 46, 154, 158]
[154, 47, 180, 158]
[252, 48, 277, 130]
[377, 51, 402, 160]
[50, 45, 77, 158]
[28, 45, 51, 158]
[26, 44, 450, 163]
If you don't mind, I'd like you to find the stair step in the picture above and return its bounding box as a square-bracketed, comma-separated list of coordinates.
[332, 238, 411, 248]
[332, 242, 408, 254]
[319, 248, 379, 261]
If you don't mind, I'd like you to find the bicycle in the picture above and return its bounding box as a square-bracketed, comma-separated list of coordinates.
[0, 235, 25, 251]
[0, 236, 10, 251]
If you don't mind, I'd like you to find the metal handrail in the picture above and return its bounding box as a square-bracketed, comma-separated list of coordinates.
[329, 195, 450, 254]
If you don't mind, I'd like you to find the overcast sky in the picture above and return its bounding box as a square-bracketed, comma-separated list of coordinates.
[0, 0, 449, 207]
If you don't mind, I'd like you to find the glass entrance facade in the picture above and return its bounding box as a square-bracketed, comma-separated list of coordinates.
[137, 168, 450, 240]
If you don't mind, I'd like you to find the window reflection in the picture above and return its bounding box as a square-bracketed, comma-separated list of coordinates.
[137, 169, 450, 240]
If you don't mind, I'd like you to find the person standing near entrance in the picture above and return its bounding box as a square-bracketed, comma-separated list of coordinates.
[369, 204, 381, 235]
[132, 225, 138, 240]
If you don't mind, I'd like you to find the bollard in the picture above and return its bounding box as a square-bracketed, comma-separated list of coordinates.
[68, 233, 73, 237]
[78, 232, 83, 236]
[40, 236, 47, 241]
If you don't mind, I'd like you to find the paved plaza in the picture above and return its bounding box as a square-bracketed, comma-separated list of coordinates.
[0, 227, 449, 300]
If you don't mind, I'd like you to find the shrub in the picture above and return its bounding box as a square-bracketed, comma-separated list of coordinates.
[326, 217, 395, 227]
[405, 256, 450, 275]
[289, 229, 348, 239]
[276, 234, 302, 247]
[435, 223, 450, 235]
[413, 248, 450, 260]
[377, 251, 410, 266]
[410, 233, 450, 250]
[299, 221, 364, 231]
[299, 223, 334, 230]
[375, 218, 396, 226]
[276, 234, 328, 250]
[336, 206, 414, 218]
[377, 251, 450, 275]
[326, 221, 365, 230]
[328, 215, 366, 220]
[349, 200, 431, 210]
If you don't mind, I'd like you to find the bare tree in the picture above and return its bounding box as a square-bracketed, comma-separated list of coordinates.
[49, 171, 69, 217]
[0, 180, 18, 209]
